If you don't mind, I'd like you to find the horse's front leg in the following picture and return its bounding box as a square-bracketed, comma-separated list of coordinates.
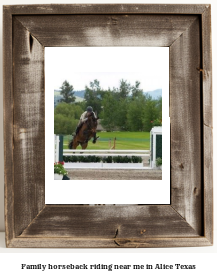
[68, 139, 73, 149]
[81, 142, 88, 149]
[72, 139, 79, 149]
[92, 132, 99, 144]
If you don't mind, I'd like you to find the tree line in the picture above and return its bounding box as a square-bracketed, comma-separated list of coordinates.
[54, 79, 162, 135]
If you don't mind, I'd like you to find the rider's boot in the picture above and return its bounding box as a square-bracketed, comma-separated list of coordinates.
[92, 133, 99, 144]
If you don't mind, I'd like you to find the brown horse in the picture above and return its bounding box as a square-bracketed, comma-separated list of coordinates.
[68, 112, 99, 149]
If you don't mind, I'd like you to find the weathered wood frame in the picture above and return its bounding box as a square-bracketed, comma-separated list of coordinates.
[3, 4, 212, 248]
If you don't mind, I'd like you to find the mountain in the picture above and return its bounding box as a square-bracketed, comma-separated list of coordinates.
[54, 89, 61, 95]
[54, 90, 84, 108]
[144, 89, 162, 99]
[54, 90, 85, 98]
[54, 89, 162, 106]
[74, 90, 85, 98]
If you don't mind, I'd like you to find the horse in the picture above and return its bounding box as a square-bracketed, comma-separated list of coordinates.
[68, 112, 99, 149]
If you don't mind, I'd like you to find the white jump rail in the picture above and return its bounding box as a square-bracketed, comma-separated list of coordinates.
[63, 150, 150, 152]
[62, 149, 151, 169]
[63, 149, 150, 157]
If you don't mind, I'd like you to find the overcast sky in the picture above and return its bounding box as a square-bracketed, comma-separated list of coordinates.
[45, 47, 168, 92]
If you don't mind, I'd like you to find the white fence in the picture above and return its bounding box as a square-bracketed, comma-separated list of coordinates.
[54, 135, 60, 163]
[63, 149, 150, 157]
[55, 134, 163, 170]
[63, 149, 150, 169]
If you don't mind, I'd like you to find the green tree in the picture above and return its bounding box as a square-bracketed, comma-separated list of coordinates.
[54, 114, 77, 135]
[131, 81, 143, 99]
[59, 80, 76, 103]
[73, 104, 84, 120]
[100, 91, 117, 131]
[84, 79, 103, 115]
[75, 101, 86, 112]
[54, 102, 83, 134]
[100, 93, 129, 131]
[114, 98, 129, 130]
[156, 96, 162, 120]
[105, 79, 131, 130]
[127, 94, 146, 131]
[99, 80, 151, 131]
[55, 102, 75, 118]
[117, 79, 131, 99]
[142, 94, 159, 131]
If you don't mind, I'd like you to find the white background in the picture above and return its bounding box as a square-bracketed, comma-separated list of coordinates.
[45, 47, 170, 204]
[0, 0, 216, 277]
[46, 47, 167, 92]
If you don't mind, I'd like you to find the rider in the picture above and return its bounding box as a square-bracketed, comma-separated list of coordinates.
[75, 106, 97, 135]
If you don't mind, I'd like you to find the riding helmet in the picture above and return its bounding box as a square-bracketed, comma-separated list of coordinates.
[87, 106, 93, 112]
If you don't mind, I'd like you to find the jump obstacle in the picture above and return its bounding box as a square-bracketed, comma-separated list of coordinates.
[54, 130, 162, 170]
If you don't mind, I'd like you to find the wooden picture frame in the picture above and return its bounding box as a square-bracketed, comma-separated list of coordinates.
[3, 4, 213, 248]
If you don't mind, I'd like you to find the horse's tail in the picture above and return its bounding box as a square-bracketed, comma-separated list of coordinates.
[68, 138, 73, 149]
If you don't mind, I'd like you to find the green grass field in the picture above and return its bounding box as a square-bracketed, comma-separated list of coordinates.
[63, 131, 150, 150]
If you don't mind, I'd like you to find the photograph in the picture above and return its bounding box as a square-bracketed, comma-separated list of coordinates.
[45, 47, 170, 204]
[54, 72, 163, 180]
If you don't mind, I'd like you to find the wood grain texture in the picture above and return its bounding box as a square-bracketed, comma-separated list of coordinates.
[170, 17, 202, 234]
[4, 4, 207, 15]
[16, 15, 197, 47]
[201, 6, 213, 244]
[8, 237, 212, 248]
[202, 5, 212, 128]
[20, 205, 198, 238]
[3, 7, 14, 247]
[3, 4, 213, 248]
[203, 125, 213, 243]
[12, 17, 45, 237]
